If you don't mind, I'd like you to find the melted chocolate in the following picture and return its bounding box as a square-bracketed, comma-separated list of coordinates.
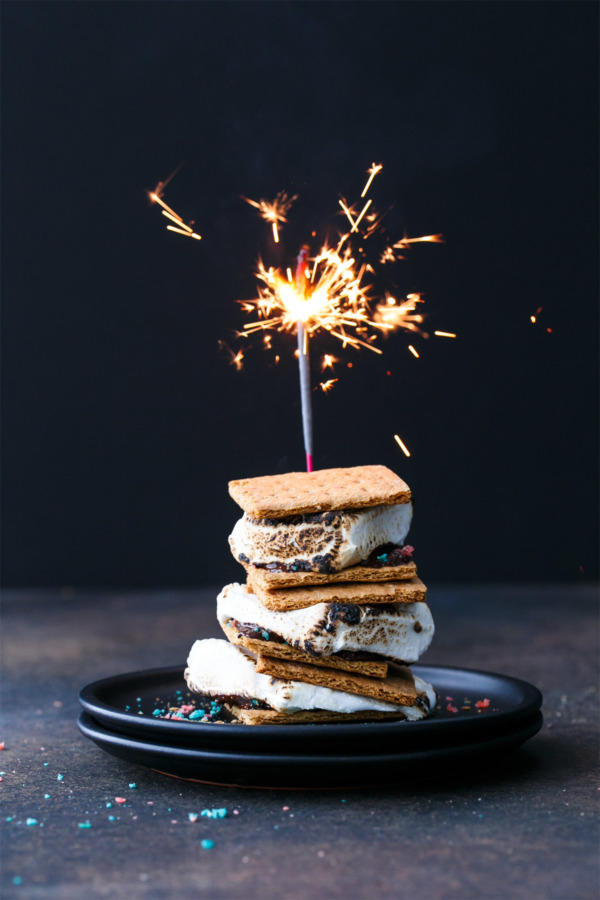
[213, 694, 271, 710]
[230, 618, 389, 663]
[230, 620, 287, 644]
[252, 543, 415, 574]
[364, 543, 415, 568]
[247, 510, 347, 528]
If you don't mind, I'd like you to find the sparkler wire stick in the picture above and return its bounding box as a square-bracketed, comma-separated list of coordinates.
[295, 246, 313, 472]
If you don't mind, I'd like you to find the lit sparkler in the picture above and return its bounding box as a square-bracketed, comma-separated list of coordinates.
[238, 162, 448, 470]
[242, 191, 297, 243]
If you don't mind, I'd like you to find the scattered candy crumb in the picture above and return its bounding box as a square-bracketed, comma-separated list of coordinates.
[476, 698, 491, 709]
[78, 821, 92, 829]
[201, 808, 227, 819]
[57, 774, 64, 781]
[201, 839, 215, 850]
[115, 797, 126, 804]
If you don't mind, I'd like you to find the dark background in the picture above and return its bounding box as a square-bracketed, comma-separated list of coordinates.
[2, 1, 598, 588]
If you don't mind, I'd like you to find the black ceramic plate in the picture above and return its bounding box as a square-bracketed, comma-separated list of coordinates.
[79, 664, 543, 755]
[78, 710, 543, 788]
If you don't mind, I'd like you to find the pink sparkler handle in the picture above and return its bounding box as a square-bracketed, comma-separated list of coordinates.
[296, 247, 313, 472]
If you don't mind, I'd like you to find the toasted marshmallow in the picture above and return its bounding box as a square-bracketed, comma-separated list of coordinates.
[229, 502, 412, 573]
[216, 582, 433, 665]
[185, 638, 436, 716]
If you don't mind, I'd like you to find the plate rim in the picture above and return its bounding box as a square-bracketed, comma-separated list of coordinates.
[78, 709, 544, 767]
[79, 662, 543, 743]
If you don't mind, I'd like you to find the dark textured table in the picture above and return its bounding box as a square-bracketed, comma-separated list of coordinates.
[2, 585, 598, 899]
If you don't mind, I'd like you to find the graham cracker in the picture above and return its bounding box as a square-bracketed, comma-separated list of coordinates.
[255, 655, 421, 707]
[247, 572, 426, 611]
[226, 704, 409, 725]
[228, 465, 411, 518]
[220, 621, 389, 677]
[241, 559, 417, 589]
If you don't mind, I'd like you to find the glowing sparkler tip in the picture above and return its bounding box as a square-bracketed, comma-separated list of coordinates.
[394, 434, 411, 457]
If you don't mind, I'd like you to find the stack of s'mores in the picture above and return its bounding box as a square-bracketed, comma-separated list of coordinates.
[185, 465, 437, 725]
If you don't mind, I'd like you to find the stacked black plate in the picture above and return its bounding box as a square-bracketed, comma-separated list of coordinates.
[78, 664, 543, 788]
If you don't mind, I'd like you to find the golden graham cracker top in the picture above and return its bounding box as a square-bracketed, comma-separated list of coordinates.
[228, 465, 411, 518]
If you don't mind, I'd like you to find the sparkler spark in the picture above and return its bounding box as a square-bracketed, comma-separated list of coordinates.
[319, 379, 339, 392]
[381, 234, 444, 265]
[373, 294, 427, 337]
[394, 434, 411, 457]
[361, 163, 383, 198]
[218, 340, 244, 371]
[149, 168, 202, 240]
[242, 191, 297, 243]
[321, 354, 339, 371]
[530, 306, 543, 324]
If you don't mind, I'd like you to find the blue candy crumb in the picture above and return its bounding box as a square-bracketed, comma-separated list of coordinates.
[201, 808, 227, 819]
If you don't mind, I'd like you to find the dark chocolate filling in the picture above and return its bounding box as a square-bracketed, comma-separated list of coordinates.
[251, 542, 415, 574]
[247, 510, 346, 528]
[229, 618, 400, 664]
[230, 620, 287, 645]
[213, 694, 272, 710]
